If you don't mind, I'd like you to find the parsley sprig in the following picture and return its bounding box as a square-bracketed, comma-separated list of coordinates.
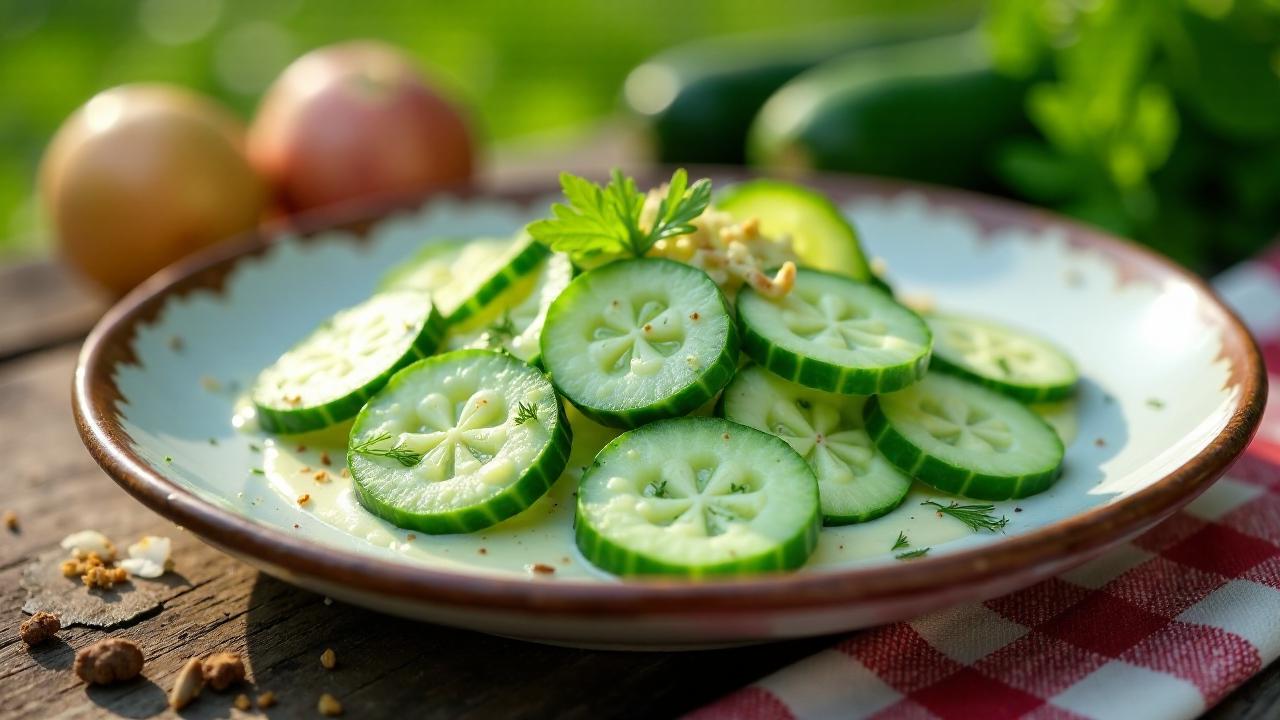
[922, 501, 1009, 533]
[527, 168, 712, 266]
[350, 433, 422, 468]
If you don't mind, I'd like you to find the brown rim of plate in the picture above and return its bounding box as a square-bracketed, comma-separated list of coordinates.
[73, 168, 1267, 617]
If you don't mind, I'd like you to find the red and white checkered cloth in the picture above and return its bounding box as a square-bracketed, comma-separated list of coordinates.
[690, 250, 1280, 720]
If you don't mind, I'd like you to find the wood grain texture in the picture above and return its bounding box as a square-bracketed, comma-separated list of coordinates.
[0, 261, 104, 361]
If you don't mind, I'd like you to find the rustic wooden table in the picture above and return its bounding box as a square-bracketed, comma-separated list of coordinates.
[2, 149, 1278, 718]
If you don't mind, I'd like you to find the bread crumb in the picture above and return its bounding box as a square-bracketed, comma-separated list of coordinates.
[318, 692, 343, 716]
[256, 691, 277, 709]
[234, 693, 252, 711]
[19, 611, 60, 646]
[168, 657, 204, 710]
[2, 510, 17, 531]
[340, 468, 350, 478]
[320, 647, 336, 670]
[297, 493, 311, 506]
[313, 470, 329, 483]
[201, 651, 246, 690]
[83, 565, 130, 590]
[528, 563, 556, 575]
[320, 451, 332, 466]
[75, 638, 144, 685]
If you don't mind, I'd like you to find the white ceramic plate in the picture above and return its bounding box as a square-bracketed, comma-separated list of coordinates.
[74, 172, 1264, 649]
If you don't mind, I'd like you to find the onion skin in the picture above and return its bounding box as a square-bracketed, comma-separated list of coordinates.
[41, 84, 267, 295]
[248, 40, 475, 213]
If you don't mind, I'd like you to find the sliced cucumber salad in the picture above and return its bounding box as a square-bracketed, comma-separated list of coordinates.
[738, 268, 931, 395]
[927, 313, 1078, 403]
[251, 291, 445, 433]
[540, 258, 738, 428]
[246, 169, 1083, 579]
[575, 417, 820, 577]
[721, 366, 911, 524]
[865, 373, 1064, 500]
[348, 350, 571, 534]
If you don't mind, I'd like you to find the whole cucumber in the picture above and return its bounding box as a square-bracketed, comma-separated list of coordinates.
[749, 33, 1032, 190]
[625, 14, 976, 165]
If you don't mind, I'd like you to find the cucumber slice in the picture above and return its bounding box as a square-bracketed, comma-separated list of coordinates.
[865, 373, 1064, 500]
[437, 231, 549, 324]
[737, 268, 931, 395]
[721, 365, 910, 524]
[378, 237, 470, 294]
[252, 291, 445, 434]
[540, 258, 738, 428]
[716, 179, 872, 280]
[380, 233, 549, 324]
[927, 314, 1078, 403]
[445, 253, 574, 363]
[575, 417, 820, 577]
[348, 349, 571, 534]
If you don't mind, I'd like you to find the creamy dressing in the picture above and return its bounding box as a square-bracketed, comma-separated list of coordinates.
[238, 398, 1080, 580]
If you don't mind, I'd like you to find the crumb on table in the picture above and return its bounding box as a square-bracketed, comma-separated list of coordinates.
[318, 692, 344, 716]
[74, 638, 144, 685]
[321, 647, 337, 670]
[2, 510, 17, 531]
[19, 611, 60, 646]
[257, 691, 277, 709]
[201, 651, 246, 690]
[168, 657, 205, 710]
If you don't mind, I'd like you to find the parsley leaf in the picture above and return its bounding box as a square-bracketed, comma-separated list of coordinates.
[527, 168, 711, 266]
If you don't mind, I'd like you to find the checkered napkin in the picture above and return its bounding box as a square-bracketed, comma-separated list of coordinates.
[689, 252, 1280, 720]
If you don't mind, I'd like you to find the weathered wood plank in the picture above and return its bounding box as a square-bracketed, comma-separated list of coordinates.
[0, 261, 104, 362]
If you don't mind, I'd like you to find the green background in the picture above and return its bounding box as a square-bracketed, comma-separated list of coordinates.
[0, 0, 965, 257]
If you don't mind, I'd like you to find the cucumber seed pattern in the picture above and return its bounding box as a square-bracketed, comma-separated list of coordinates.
[934, 322, 1040, 381]
[589, 297, 686, 377]
[767, 397, 873, 483]
[916, 396, 1013, 452]
[635, 459, 765, 536]
[781, 290, 918, 356]
[395, 390, 526, 482]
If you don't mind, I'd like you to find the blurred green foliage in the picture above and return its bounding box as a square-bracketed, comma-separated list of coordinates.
[0, 0, 953, 257]
[987, 0, 1280, 271]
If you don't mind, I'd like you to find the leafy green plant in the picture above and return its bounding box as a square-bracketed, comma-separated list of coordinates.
[986, 0, 1280, 271]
